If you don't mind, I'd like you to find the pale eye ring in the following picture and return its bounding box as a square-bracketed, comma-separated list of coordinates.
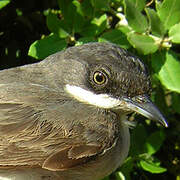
[93, 71, 107, 85]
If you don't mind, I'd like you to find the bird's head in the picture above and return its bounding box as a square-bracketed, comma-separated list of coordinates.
[58, 42, 167, 127]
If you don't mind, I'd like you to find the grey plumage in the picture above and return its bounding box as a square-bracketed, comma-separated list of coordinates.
[0, 42, 167, 180]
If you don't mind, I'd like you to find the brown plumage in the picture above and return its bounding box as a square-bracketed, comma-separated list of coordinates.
[0, 43, 167, 180]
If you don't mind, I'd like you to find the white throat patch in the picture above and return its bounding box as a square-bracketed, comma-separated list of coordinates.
[65, 84, 121, 109]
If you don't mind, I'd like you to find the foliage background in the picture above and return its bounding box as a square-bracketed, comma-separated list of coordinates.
[0, 0, 180, 179]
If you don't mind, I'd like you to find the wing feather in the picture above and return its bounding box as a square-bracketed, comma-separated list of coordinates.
[0, 66, 117, 170]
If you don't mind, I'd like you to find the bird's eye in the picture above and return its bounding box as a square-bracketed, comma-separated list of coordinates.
[93, 71, 107, 85]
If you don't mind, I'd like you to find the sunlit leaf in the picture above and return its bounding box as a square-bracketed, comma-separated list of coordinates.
[140, 160, 167, 173]
[127, 33, 158, 54]
[99, 29, 130, 49]
[145, 8, 166, 37]
[46, 13, 69, 38]
[131, 0, 146, 11]
[169, 23, 180, 43]
[81, 14, 107, 36]
[28, 34, 67, 59]
[92, 14, 107, 35]
[0, 0, 10, 9]
[157, 0, 180, 29]
[123, 0, 148, 33]
[152, 51, 180, 93]
[155, 0, 162, 12]
[158, 51, 180, 93]
[115, 171, 126, 180]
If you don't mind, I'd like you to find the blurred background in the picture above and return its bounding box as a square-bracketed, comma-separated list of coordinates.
[0, 0, 179, 179]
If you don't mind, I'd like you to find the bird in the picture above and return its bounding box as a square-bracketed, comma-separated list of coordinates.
[0, 42, 167, 180]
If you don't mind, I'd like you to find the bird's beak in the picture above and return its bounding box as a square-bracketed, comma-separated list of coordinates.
[123, 95, 168, 127]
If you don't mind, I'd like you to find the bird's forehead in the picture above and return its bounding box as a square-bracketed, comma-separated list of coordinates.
[64, 43, 147, 75]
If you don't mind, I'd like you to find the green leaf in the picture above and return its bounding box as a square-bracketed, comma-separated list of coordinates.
[123, 0, 148, 33]
[57, 0, 85, 33]
[16, 8, 23, 16]
[153, 84, 168, 116]
[155, 51, 180, 93]
[90, 0, 110, 11]
[81, 0, 94, 18]
[28, 34, 67, 59]
[140, 160, 167, 173]
[117, 25, 131, 35]
[145, 8, 166, 37]
[172, 93, 180, 114]
[80, 14, 107, 36]
[151, 51, 165, 73]
[131, 0, 146, 11]
[57, 0, 69, 17]
[120, 157, 134, 180]
[144, 131, 165, 155]
[46, 13, 69, 38]
[76, 37, 97, 45]
[92, 14, 107, 35]
[115, 171, 126, 180]
[155, 0, 162, 12]
[169, 23, 180, 43]
[73, 0, 84, 17]
[80, 23, 98, 37]
[58, 0, 83, 18]
[127, 33, 158, 55]
[157, 0, 180, 29]
[129, 124, 147, 155]
[98, 29, 130, 49]
[0, 0, 10, 9]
